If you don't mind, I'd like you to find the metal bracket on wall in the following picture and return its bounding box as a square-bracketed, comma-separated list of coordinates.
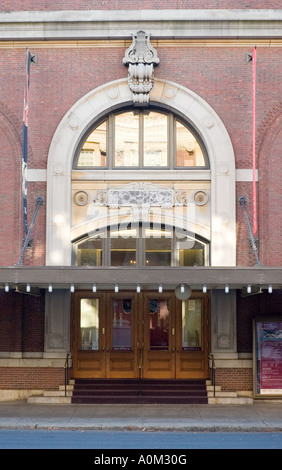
[239, 196, 260, 265]
[17, 196, 44, 265]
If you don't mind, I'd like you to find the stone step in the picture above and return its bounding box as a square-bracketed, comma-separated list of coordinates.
[43, 390, 73, 397]
[206, 385, 222, 392]
[27, 395, 72, 404]
[58, 385, 74, 392]
[207, 391, 237, 398]
[208, 396, 253, 405]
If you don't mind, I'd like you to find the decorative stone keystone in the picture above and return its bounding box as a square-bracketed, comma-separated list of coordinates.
[123, 30, 160, 104]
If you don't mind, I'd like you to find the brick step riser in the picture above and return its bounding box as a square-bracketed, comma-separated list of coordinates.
[73, 386, 206, 393]
[74, 379, 207, 385]
[71, 397, 209, 405]
[72, 390, 208, 397]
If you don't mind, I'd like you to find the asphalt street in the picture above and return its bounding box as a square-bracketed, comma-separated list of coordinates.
[1, 429, 282, 450]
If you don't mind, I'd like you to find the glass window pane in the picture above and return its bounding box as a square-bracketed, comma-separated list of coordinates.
[112, 299, 132, 350]
[110, 228, 137, 266]
[143, 112, 168, 167]
[115, 112, 139, 167]
[77, 237, 103, 266]
[182, 299, 202, 350]
[77, 121, 107, 167]
[179, 248, 205, 266]
[176, 121, 205, 167]
[80, 299, 99, 350]
[145, 228, 172, 266]
[149, 299, 170, 350]
[176, 233, 205, 266]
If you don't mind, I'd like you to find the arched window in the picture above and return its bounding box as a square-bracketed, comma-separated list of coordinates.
[74, 109, 208, 170]
[72, 106, 211, 268]
[73, 224, 209, 268]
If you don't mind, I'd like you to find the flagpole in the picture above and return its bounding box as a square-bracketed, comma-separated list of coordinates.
[252, 46, 257, 235]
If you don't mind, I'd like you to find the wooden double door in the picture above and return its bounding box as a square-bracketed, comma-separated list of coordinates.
[71, 291, 209, 379]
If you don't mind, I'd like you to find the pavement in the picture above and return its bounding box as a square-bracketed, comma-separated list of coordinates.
[0, 400, 282, 432]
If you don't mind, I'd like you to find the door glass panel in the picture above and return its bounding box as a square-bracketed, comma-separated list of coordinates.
[149, 299, 170, 350]
[115, 112, 139, 167]
[77, 121, 107, 167]
[143, 112, 168, 167]
[182, 299, 202, 350]
[112, 299, 132, 350]
[80, 299, 99, 350]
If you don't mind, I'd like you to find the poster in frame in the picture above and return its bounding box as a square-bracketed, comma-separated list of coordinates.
[253, 317, 282, 397]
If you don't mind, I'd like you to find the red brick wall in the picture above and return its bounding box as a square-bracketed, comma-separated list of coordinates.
[215, 368, 253, 391]
[0, 45, 281, 266]
[0, 367, 64, 390]
[258, 106, 282, 266]
[0, 103, 22, 265]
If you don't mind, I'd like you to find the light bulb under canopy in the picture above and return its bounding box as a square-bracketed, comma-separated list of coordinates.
[175, 284, 192, 300]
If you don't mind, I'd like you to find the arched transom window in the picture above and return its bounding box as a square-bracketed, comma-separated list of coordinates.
[74, 110, 208, 170]
[73, 224, 209, 268]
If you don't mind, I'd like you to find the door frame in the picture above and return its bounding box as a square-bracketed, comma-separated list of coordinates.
[71, 290, 210, 380]
[105, 291, 139, 379]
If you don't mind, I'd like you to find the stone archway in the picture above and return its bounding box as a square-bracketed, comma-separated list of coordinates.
[46, 78, 236, 267]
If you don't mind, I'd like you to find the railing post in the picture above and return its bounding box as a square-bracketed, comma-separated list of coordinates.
[209, 353, 216, 397]
[64, 352, 71, 397]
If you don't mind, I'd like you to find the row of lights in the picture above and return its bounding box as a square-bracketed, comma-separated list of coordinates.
[4, 282, 274, 294]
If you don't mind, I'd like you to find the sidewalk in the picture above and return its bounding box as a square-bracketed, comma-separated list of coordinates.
[0, 400, 282, 432]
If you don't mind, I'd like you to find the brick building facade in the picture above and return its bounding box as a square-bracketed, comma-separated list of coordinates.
[0, 3, 281, 403]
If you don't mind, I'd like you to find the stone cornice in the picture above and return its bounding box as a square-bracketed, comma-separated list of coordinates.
[0, 10, 281, 41]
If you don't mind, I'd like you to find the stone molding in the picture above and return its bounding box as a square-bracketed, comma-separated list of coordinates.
[0, 358, 66, 367]
[0, 10, 281, 40]
[28, 168, 258, 183]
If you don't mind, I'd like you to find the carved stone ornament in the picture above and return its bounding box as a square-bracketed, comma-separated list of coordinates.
[74, 190, 89, 206]
[193, 190, 209, 206]
[93, 183, 187, 209]
[123, 30, 160, 104]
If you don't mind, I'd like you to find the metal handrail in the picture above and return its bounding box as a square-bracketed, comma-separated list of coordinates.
[209, 353, 216, 397]
[64, 352, 71, 397]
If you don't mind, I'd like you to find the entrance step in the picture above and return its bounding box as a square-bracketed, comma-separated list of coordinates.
[71, 379, 209, 405]
[27, 379, 254, 405]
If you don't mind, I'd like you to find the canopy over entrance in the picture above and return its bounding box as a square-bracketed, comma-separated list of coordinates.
[0, 265, 281, 292]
